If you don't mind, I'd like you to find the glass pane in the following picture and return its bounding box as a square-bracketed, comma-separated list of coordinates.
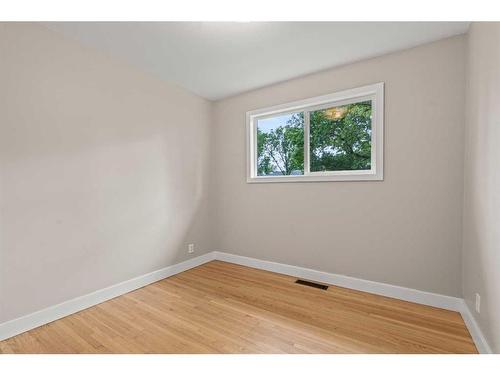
[256, 112, 304, 176]
[309, 101, 372, 172]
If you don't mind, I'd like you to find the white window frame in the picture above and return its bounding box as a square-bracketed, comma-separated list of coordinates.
[246, 82, 384, 183]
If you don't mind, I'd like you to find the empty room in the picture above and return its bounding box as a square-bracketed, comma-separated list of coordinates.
[1, 2, 500, 370]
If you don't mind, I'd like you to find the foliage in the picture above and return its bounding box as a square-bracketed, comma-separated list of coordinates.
[257, 113, 304, 175]
[257, 102, 371, 175]
[310, 101, 372, 171]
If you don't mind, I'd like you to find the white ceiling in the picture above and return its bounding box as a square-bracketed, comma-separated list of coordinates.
[43, 22, 469, 100]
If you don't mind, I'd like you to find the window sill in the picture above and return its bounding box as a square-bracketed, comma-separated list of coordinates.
[246, 171, 383, 183]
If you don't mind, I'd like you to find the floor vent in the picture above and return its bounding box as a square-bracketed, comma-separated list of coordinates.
[295, 279, 328, 290]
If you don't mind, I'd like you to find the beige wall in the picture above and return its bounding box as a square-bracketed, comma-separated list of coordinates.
[463, 22, 500, 353]
[212, 36, 466, 297]
[0, 23, 213, 323]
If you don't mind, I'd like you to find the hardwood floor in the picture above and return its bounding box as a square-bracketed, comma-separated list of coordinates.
[0, 261, 477, 353]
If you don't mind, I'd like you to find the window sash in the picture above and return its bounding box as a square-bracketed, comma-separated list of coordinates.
[306, 95, 373, 176]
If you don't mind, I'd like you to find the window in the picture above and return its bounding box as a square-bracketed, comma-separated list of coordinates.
[247, 83, 384, 182]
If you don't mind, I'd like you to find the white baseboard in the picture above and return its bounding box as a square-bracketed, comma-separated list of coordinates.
[213, 251, 492, 353]
[213, 252, 463, 310]
[0, 252, 215, 341]
[458, 300, 493, 354]
[1, 250, 493, 353]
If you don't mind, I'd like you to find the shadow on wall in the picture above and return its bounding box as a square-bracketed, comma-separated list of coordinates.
[0, 23, 212, 324]
[0, 128, 212, 323]
[463, 50, 500, 352]
[0, 131, 210, 323]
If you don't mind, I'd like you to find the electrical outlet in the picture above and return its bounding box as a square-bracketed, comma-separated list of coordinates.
[475, 293, 481, 314]
[188, 243, 195, 254]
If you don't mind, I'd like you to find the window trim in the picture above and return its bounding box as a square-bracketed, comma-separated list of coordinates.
[246, 82, 384, 183]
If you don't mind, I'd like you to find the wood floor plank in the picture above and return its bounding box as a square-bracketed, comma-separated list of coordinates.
[0, 261, 478, 354]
